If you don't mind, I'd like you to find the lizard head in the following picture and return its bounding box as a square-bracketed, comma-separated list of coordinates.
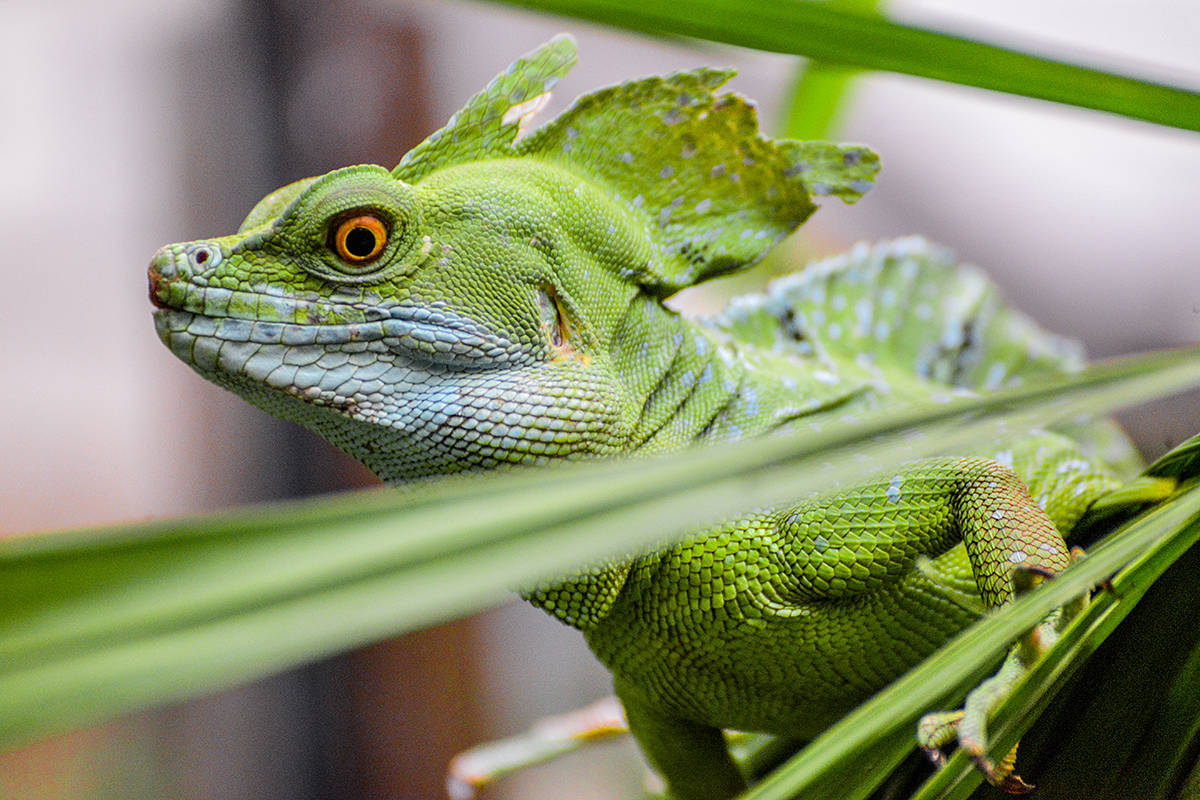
[149, 35, 879, 482]
[148, 155, 649, 480]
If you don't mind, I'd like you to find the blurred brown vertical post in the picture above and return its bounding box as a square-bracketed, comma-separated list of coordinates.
[251, 2, 488, 798]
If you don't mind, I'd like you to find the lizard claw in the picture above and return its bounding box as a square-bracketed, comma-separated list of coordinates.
[975, 744, 1035, 794]
[921, 745, 948, 768]
[996, 772, 1036, 795]
[964, 739, 1033, 794]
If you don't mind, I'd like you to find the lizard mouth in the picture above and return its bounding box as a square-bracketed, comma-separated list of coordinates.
[148, 273, 527, 367]
[148, 267, 172, 310]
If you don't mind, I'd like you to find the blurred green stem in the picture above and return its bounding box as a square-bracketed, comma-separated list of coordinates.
[781, 0, 880, 140]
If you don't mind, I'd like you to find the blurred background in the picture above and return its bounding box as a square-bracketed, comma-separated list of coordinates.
[1, 0, 1198, 798]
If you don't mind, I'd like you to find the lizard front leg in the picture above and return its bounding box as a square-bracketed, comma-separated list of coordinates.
[776, 457, 1074, 792]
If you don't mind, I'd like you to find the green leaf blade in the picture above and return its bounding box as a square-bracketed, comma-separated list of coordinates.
[2, 346, 1199, 750]
[486, 0, 1200, 131]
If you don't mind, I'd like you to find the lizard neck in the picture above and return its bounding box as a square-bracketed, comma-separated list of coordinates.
[615, 301, 742, 450]
[614, 296, 872, 450]
[529, 293, 882, 632]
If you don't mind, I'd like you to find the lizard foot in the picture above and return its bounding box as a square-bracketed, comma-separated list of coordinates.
[919, 655, 1033, 786]
[917, 554, 1090, 792]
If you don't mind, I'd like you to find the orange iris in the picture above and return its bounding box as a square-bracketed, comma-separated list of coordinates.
[333, 214, 388, 265]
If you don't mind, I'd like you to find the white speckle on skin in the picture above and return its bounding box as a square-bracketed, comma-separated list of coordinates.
[1056, 458, 1092, 474]
[695, 198, 712, 214]
[1009, 550, 1028, 564]
[992, 509, 1005, 520]
[620, 151, 635, 164]
[660, 165, 675, 179]
[985, 361, 1008, 389]
[854, 298, 873, 335]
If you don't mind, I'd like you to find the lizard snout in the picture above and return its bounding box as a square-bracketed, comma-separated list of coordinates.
[147, 247, 176, 310]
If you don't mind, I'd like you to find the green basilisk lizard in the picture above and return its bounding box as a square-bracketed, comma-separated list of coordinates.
[147, 36, 1188, 799]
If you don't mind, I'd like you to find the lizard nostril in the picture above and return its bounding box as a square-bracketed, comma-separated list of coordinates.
[185, 243, 222, 271]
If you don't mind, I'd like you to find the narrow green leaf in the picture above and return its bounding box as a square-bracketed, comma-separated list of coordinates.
[484, 0, 1200, 131]
[2, 347, 1198, 749]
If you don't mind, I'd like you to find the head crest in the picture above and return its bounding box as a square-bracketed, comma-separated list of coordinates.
[394, 36, 880, 293]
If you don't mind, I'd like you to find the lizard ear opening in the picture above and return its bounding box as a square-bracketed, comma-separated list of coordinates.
[536, 286, 584, 363]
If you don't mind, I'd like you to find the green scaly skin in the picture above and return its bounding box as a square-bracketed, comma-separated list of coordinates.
[148, 37, 1154, 798]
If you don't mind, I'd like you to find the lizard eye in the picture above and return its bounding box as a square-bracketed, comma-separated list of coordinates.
[331, 213, 389, 266]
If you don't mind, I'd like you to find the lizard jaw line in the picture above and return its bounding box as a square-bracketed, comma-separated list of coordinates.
[152, 301, 529, 369]
[149, 269, 530, 367]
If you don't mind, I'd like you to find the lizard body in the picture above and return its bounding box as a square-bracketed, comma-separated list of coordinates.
[149, 37, 1157, 798]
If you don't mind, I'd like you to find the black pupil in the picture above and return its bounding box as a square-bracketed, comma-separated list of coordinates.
[345, 226, 378, 258]
[194, 249, 209, 264]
